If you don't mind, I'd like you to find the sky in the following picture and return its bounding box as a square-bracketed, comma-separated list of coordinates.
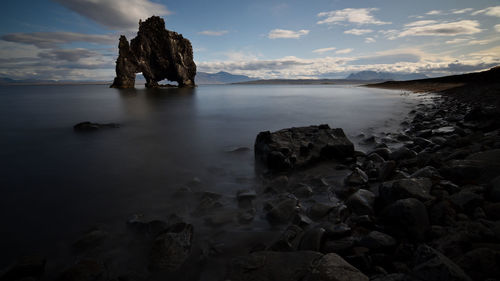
[0, 0, 499, 80]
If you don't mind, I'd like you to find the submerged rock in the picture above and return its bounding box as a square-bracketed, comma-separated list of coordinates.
[149, 222, 193, 272]
[73, 121, 119, 131]
[255, 124, 354, 171]
[111, 16, 196, 88]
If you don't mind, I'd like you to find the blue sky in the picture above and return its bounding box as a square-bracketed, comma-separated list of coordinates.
[0, 0, 499, 80]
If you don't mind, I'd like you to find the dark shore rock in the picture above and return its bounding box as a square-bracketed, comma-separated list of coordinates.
[110, 16, 196, 88]
[381, 198, 430, 241]
[57, 259, 107, 281]
[255, 124, 354, 171]
[149, 222, 193, 271]
[412, 245, 472, 281]
[73, 121, 119, 131]
[0, 255, 46, 281]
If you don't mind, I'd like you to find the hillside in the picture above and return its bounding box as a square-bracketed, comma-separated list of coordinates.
[346, 71, 427, 81]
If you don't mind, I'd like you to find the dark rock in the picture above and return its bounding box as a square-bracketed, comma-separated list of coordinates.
[411, 166, 441, 180]
[204, 211, 234, 227]
[367, 153, 385, 163]
[484, 202, 500, 220]
[449, 191, 483, 214]
[443, 149, 500, 183]
[321, 236, 356, 254]
[265, 195, 299, 225]
[236, 189, 256, 208]
[432, 126, 456, 135]
[322, 223, 352, 238]
[390, 147, 416, 161]
[379, 160, 397, 181]
[191, 192, 223, 216]
[293, 213, 314, 228]
[127, 215, 168, 237]
[412, 245, 472, 281]
[379, 178, 433, 205]
[149, 222, 193, 271]
[489, 176, 500, 202]
[268, 225, 303, 251]
[73, 228, 109, 252]
[237, 208, 256, 224]
[291, 183, 314, 198]
[0, 255, 46, 281]
[308, 203, 334, 220]
[298, 227, 326, 251]
[57, 259, 107, 281]
[111, 16, 196, 88]
[305, 253, 369, 281]
[370, 148, 391, 160]
[254, 125, 354, 171]
[371, 273, 415, 281]
[225, 251, 323, 281]
[345, 168, 369, 186]
[358, 231, 396, 251]
[345, 189, 375, 215]
[456, 248, 500, 281]
[381, 198, 430, 241]
[73, 121, 119, 132]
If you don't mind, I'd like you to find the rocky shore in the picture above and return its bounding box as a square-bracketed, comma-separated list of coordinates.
[2, 82, 500, 280]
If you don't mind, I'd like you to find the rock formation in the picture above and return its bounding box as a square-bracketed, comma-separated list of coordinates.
[111, 16, 196, 88]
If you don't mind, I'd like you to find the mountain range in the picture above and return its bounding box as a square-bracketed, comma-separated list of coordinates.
[195, 71, 256, 84]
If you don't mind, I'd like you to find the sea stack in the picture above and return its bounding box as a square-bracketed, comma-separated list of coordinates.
[111, 16, 196, 88]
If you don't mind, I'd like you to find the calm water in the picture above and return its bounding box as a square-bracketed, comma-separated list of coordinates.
[0, 84, 418, 266]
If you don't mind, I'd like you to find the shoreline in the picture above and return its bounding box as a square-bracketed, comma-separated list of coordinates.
[2, 82, 499, 280]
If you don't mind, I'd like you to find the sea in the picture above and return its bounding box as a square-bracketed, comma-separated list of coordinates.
[0, 84, 421, 267]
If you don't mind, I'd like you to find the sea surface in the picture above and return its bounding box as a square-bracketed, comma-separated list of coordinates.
[0, 84, 420, 266]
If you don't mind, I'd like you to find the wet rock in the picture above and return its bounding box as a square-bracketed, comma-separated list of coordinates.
[191, 192, 223, 216]
[298, 227, 325, 252]
[412, 245, 472, 281]
[292, 183, 314, 198]
[73, 228, 109, 252]
[489, 176, 500, 202]
[379, 178, 433, 205]
[345, 189, 375, 216]
[127, 215, 168, 237]
[370, 148, 391, 160]
[484, 202, 500, 220]
[371, 273, 415, 281]
[57, 259, 107, 281]
[327, 203, 350, 223]
[378, 161, 396, 181]
[236, 189, 256, 208]
[308, 203, 334, 220]
[358, 231, 396, 251]
[149, 222, 193, 271]
[73, 121, 119, 132]
[306, 253, 369, 281]
[0, 255, 46, 281]
[111, 16, 196, 88]
[411, 166, 441, 180]
[204, 211, 234, 227]
[265, 195, 299, 225]
[237, 208, 256, 224]
[443, 149, 500, 183]
[449, 191, 483, 214]
[255, 125, 354, 171]
[367, 153, 385, 163]
[268, 225, 303, 251]
[322, 223, 351, 239]
[381, 198, 430, 241]
[225, 251, 323, 281]
[321, 236, 356, 254]
[345, 168, 369, 186]
[390, 147, 416, 161]
[456, 248, 500, 281]
[432, 126, 456, 135]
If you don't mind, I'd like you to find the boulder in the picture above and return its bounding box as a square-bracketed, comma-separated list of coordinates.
[345, 189, 375, 215]
[412, 245, 472, 281]
[149, 222, 193, 271]
[345, 168, 369, 186]
[0, 255, 46, 281]
[381, 198, 430, 241]
[73, 121, 119, 132]
[358, 231, 396, 251]
[456, 248, 500, 281]
[255, 125, 354, 171]
[57, 259, 107, 281]
[306, 253, 369, 281]
[389, 147, 416, 161]
[265, 195, 299, 225]
[110, 16, 196, 88]
[379, 178, 433, 205]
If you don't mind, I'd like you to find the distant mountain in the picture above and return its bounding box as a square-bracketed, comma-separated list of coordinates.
[195, 71, 256, 84]
[346, 71, 427, 81]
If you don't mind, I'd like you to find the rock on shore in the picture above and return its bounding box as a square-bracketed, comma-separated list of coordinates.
[255, 124, 355, 171]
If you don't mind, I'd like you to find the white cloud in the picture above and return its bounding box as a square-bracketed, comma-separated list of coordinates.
[268, 29, 309, 39]
[426, 10, 442, 15]
[404, 20, 438, 27]
[398, 20, 481, 37]
[198, 30, 228, 36]
[344, 29, 373, 35]
[1, 32, 116, 48]
[445, 38, 470, 44]
[471, 6, 500, 17]
[312, 47, 336, 53]
[365, 37, 376, 43]
[52, 0, 171, 30]
[317, 8, 390, 25]
[496, 24, 500, 32]
[451, 8, 473, 14]
[336, 48, 353, 54]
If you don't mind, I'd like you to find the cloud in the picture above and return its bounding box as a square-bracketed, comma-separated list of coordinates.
[365, 37, 376, 43]
[1, 32, 115, 48]
[52, 0, 171, 30]
[445, 38, 470, 44]
[37, 48, 100, 62]
[471, 6, 500, 17]
[268, 29, 309, 39]
[351, 52, 421, 65]
[312, 47, 336, 53]
[452, 8, 473, 14]
[317, 8, 390, 25]
[344, 29, 373, 35]
[404, 20, 438, 27]
[496, 24, 500, 32]
[336, 48, 353, 54]
[198, 30, 229, 36]
[398, 20, 481, 37]
[426, 10, 442, 15]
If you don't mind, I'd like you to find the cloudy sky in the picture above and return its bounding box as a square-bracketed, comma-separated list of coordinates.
[1, 0, 499, 80]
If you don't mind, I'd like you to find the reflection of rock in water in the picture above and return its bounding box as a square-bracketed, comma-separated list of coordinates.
[111, 16, 196, 88]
